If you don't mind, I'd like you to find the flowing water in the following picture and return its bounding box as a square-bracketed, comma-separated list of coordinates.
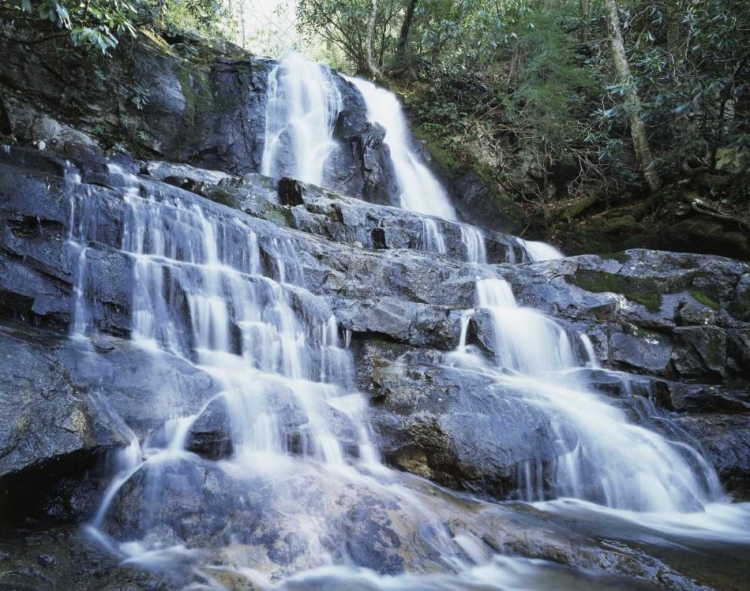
[67, 63, 750, 590]
[261, 53, 343, 186]
[517, 238, 565, 262]
[452, 277, 727, 512]
[345, 76, 457, 222]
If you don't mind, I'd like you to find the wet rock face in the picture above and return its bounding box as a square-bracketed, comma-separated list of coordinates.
[0, 142, 750, 508]
[102, 457, 433, 577]
[674, 415, 750, 499]
[325, 77, 401, 206]
[0, 37, 402, 211]
[358, 342, 578, 496]
[0, 327, 129, 511]
[0, 322, 218, 523]
[1, 143, 750, 522]
[498, 251, 750, 385]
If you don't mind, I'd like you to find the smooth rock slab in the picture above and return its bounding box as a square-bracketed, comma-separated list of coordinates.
[674, 414, 750, 501]
[0, 321, 218, 521]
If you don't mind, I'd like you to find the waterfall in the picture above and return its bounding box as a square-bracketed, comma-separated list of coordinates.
[461, 225, 488, 264]
[58, 55, 750, 589]
[421, 218, 447, 254]
[345, 76, 457, 222]
[122, 194, 366, 463]
[518, 238, 565, 262]
[76, 184, 411, 565]
[455, 276, 725, 512]
[261, 53, 343, 187]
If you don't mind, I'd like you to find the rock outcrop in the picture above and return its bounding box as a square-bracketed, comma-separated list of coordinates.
[2, 143, 749, 511]
[0, 34, 403, 215]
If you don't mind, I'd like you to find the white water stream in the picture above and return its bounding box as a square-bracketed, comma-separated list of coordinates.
[261, 53, 342, 186]
[453, 277, 726, 512]
[345, 76, 457, 222]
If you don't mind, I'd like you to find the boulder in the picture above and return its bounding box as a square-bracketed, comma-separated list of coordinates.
[356, 342, 577, 496]
[0, 321, 218, 522]
[0, 325, 130, 521]
[674, 415, 750, 501]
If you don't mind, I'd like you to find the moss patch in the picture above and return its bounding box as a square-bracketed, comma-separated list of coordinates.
[176, 64, 211, 132]
[607, 251, 629, 264]
[559, 194, 599, 221]
[261, 202, 295, 228]
[412, 123, 462, 173]
[207, 187, 241, 209]
[689, 289, 721, 311]
[567, 270, 663, 313]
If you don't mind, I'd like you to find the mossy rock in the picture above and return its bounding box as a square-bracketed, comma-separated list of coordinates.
[559, 194, 600, 221]
[207, 187, 241, 209]
[261, 202, 296, 228]
[688, 289, 721, 311]
[567, 269, 663, 312]
[607, 251, 629, 264]
[176, 64, 212, 132]
[652, 217, 750, 262]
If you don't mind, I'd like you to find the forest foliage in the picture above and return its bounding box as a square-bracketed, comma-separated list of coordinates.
[298, 0, 750, 225]
[0, 0, 230, 53]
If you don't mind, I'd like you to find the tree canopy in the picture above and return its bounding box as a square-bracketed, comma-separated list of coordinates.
[0, 0, 230, 53]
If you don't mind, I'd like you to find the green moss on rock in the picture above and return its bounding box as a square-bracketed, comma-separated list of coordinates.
[728, 294, 750, 321]
[689, 289, 721, 311]
[567, 270, 663, 313]
[413, 123, 462, 173]
[207, 187, 240, 209]
[560, 194, 599, 220]
[176, 64, 211, 131]
[607, 252, 629, 264]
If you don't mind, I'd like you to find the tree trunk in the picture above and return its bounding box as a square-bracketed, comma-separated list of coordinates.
[604, 0, 660, 192]
[579, 0, 590, 44]
[366, 0, 383, 80]
[395, 0, 418, 67]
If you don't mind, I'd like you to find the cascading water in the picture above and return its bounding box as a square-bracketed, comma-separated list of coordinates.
[460, 224, 488, 264]
[345, 76, 457, 222]
[72, 175, 363, 546]
[61, 58, 750, 591]
[453, 277, 725, 512]
[517, 238, 565, 262]
[261, 53, 343, 187]
[421, 218, 447, 254]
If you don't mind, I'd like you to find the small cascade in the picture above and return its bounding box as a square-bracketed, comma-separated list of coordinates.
[454, 276, 725, 512]
[67, 191, 91, 339]
[75, 182, 414, 565]
[261, 53, 343, 187]
[461, 225, 487, 264]
[345, 76, 457, 221]
[518, 238, 564, 262]
[420, 218, 447, 254]
[579, 334, 600, 369]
